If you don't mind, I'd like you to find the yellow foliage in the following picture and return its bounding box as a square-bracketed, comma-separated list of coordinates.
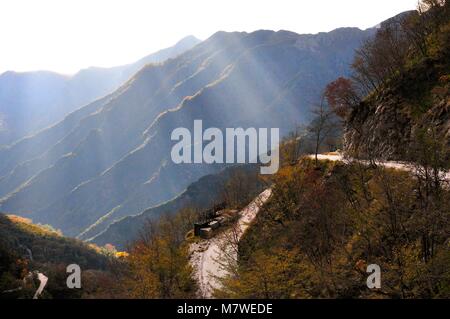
[115, 251, 129, 258]
[218, 159, 450, 298]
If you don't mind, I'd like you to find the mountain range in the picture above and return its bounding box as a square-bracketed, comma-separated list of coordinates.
[0, 36, 201, 145]
[0, 26, 376, 242]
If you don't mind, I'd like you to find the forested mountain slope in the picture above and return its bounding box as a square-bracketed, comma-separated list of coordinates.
[0, 213, 116, 299]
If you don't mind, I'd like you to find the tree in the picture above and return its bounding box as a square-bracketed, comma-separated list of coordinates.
[221, 169, 262, 209]
[123, 210, 197, 298]
[324, 77, 360, 120]
[280, 125, 307, 165]
[308, 95, 336, 165]
[351, 22, 409, 95]
[407, 127, 450, 263]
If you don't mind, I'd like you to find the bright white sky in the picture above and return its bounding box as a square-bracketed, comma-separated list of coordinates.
[0, 0, 418, 75]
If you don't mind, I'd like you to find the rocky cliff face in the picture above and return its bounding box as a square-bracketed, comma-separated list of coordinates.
[344, 58, 450, 161]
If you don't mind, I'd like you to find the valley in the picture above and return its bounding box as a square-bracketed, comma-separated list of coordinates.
[0, 0, 448, 300]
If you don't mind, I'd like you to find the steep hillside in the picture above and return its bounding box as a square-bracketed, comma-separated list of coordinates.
[0, 213, 117, 299]
[0, 213, 109, 269]
[216, 158, 450, 298]
[345, 55, 450, 160]
[0, 27, 375, 239]
[344, 4, 449, 161]
[0, 36, 200, 146]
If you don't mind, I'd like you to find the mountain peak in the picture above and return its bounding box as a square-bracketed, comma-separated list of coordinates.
[175, 35, 201, 46]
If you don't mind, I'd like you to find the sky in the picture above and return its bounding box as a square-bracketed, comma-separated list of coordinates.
[0, 0, 419, 75]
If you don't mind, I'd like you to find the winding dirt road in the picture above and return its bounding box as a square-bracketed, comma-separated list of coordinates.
[33, 272, 48, 299]
[190, 189, 272, 298]
[310, 154, 450, 181]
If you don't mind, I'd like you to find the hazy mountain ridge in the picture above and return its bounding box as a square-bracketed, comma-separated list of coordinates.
[0, 36, 201, 146]
[0, 27, 375, 239]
